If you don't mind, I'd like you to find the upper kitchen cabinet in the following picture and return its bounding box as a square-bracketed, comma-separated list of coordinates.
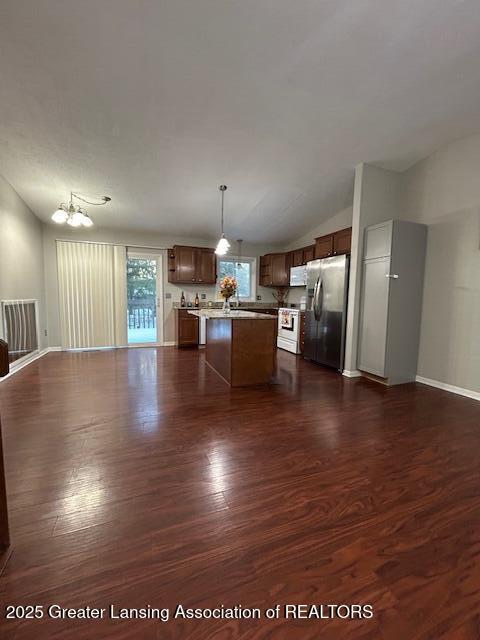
[333, 227, 352, 255]
[259, 230, 350, 288]
[272, 253, 288, 286]
[260, 253, 289, 287]
[168, 245, 216, 284]
[259, 255, 272, 286]
[314, 227, 352, 259]
[303, 245, 315, 263]
[291, 249, 304, 267]
[314, 234, 334, 259]
[197, 248, 216, 284]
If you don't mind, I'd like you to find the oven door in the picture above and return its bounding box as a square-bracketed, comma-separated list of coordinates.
[277, 309, 298, 341]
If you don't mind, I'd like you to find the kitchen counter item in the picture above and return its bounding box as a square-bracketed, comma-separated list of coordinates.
[188, 310, 274, 320]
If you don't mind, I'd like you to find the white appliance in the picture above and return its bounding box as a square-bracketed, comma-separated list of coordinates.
[199, 315, 207, 345]
[277, 308, 301, 354]
[289, 265, 307, 287]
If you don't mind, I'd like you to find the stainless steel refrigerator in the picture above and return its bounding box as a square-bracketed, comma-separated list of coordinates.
[304, 255, 350, 371]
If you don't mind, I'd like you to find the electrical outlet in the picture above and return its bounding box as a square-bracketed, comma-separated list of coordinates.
[165, 292, 172, 299]
[201, 293, 206, 300]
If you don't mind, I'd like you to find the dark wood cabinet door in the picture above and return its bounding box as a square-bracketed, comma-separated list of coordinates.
[315, 235, 334, 259]
[167, 249, 176, 283]
[303, 245, 315, 264]
[299, 312, 306, 354]
[333, 227, 352, 255]
[285, 251, 293, 274]
[260, 255, 273, 286]
[292, 249, 303, 267]
[197, 249, 216, 284]
[175, 246, 197, 283]
[176, 311, 199, 347]
[271, 254, 288, 286]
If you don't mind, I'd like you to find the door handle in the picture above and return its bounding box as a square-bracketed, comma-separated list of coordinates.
[313, 278, 323, 321]
[385, 274, 399, 279]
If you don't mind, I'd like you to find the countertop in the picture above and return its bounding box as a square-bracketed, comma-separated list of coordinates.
[187, 309, 275, 320]
[174, 302, 279, 311]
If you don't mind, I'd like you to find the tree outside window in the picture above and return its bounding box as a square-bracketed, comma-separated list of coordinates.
[218, 258, 254, 299]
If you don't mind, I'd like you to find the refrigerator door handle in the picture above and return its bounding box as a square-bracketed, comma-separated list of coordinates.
[313, 278, 324, 321]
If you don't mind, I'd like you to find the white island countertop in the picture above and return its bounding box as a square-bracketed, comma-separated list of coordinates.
[187, 309, 274, 320]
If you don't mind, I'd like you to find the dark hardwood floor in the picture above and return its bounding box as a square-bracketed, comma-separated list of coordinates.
[0, 347, 479, 639]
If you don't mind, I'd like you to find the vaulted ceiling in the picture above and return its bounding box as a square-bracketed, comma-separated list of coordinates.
[2, 0, 480, 243]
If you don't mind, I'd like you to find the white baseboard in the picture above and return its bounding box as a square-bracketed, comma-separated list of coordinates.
[416, 375, 480, 402]
[0, 347, 60, 382]
[342, 369, 362, 378]
[163, 341, 176, 347]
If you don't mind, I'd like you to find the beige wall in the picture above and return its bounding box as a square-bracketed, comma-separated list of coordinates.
[42, 224, 279, 346]
[0, 173, 46, 349]
[283, 206, 353, 252]
[344, 142, 480, 395]
[400, 133, 480, 393]
[344, 163, 402, 373]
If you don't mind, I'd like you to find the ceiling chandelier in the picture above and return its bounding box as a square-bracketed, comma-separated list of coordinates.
[51, 192, 111, 228]
[215, 185, 230, 256]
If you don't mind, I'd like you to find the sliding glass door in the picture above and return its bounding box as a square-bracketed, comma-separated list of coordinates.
[127, 252, 163, 345]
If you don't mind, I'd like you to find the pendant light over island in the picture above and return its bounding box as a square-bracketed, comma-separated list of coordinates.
[215, 185, 230, 256]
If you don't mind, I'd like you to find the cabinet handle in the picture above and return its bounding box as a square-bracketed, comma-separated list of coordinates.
[386, 274, 399, 279]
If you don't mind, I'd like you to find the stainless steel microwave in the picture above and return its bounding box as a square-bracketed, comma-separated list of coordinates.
[289, 265, 307, 287]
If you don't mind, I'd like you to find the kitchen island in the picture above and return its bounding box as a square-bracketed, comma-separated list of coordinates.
[188, 310, 276, 386]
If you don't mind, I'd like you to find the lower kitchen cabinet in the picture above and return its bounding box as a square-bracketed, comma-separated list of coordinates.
[175, 309, 199, 347]
[299, 312, 305, 354]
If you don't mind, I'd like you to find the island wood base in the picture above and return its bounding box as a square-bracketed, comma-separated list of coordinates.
[206, 317, 276, 386]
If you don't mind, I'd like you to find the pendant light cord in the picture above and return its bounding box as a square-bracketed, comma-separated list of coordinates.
[70, 192, 111, 206]
[221, 189, 224, 235]
[219, 185, 227, 236]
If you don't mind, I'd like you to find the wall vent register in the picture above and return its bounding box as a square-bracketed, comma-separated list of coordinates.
[1, 300, 39, 365]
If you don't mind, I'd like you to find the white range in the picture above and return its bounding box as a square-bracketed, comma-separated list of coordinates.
[277, 308, 301, 354]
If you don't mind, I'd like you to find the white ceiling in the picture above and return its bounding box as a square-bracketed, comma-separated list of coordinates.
[2, 1, 480, 244]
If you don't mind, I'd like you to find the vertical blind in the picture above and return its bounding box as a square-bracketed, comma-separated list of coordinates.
[57, 241, 127, 349]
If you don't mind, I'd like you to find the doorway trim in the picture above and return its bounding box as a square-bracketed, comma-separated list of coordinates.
[127, 251, 164, 347]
